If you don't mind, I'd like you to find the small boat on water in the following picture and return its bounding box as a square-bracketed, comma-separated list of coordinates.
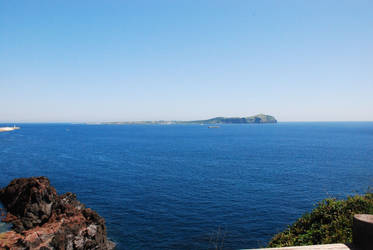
[208, 126, 220, 128]
[0, 125, 20, 132]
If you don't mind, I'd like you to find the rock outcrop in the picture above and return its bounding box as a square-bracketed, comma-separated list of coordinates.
[0, 177, 115, 249]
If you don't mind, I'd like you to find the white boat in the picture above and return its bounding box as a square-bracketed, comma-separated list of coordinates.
[0, 125, 20, 132]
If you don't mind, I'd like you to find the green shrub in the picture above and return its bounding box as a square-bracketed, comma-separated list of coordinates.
[268, 192, 373, 247]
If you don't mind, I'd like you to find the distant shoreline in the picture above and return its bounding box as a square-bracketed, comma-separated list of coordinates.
[100, 114, 277, 125]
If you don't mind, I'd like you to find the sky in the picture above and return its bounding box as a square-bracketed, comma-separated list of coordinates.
[1, 0, 372, 122]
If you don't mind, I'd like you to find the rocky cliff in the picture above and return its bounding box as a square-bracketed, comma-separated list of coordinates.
[0, 177, 115, 249]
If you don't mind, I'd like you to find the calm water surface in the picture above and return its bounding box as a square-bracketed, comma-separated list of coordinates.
[0, 122, 372, 249]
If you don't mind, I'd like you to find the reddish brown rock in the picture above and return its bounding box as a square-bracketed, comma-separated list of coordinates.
[0, 177, 115, 249]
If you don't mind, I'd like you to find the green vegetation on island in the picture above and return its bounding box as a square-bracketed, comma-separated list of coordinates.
[102, 114, 277, 125]
[268, 192, 373, 247]
[188, 114, 277, 124]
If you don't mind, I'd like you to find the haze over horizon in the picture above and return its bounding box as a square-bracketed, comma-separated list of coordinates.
[1, 1, 372, 123]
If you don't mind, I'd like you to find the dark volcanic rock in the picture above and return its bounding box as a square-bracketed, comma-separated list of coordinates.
[0, 177, 57, 232]
[0, 177, 115, 250]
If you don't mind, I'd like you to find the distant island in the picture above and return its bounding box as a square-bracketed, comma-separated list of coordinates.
[101, 114, 277, 125]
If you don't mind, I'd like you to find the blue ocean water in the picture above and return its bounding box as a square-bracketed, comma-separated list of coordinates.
[0, 122, 372, 249]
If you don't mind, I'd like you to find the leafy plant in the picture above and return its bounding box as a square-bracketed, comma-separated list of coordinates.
[268, 192, 373, 247]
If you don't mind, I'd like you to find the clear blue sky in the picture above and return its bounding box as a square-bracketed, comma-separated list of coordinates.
[1, 1, 372, 122]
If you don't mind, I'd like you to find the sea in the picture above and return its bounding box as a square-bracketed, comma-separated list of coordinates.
[0, 122, 372, 249]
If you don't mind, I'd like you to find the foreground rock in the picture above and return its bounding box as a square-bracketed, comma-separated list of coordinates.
[0, 177, 115, 249]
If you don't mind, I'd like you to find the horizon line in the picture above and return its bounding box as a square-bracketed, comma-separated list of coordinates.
[1, 120, 373, 124]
